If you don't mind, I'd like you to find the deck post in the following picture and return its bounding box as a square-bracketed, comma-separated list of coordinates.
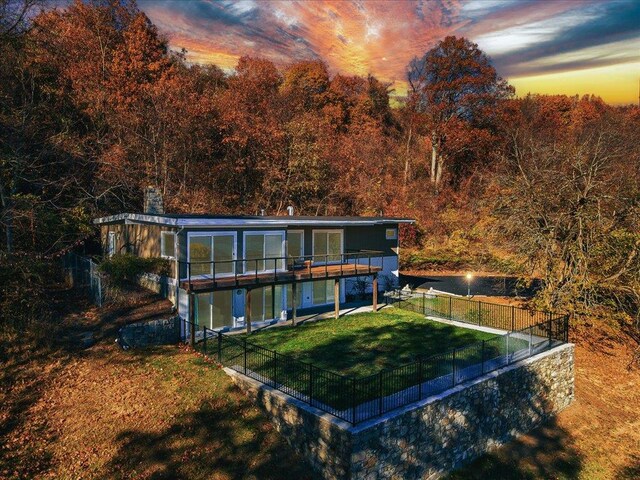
[271, 284, 275, 322]
[189, 291, 196, 347]
[372, 274, 378, 312]
[334, 278, 340, 319]
[291, 282, 297, 326]
[245, 288, 252, 334]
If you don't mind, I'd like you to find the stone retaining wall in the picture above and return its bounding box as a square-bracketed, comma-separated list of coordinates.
[118, 317, 181, 349]
[226, 343, 574, 480]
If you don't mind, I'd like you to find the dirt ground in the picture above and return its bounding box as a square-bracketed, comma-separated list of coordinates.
[2, 287, 639, 479]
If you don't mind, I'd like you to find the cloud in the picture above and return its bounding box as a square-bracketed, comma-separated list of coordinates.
[137, 0, 640, 102]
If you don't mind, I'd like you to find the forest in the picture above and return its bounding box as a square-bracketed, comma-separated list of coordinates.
[1, 1, 639, 356]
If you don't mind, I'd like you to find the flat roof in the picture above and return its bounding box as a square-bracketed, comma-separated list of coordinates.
[93, 213, 415, 227]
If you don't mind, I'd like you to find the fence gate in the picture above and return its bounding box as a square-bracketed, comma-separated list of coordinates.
[62, 252, 103, 306]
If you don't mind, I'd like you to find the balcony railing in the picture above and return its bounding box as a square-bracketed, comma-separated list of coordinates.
[179, 251, 384, 292]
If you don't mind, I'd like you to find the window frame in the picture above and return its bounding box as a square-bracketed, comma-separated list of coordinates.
[242, 230, 286, 274]
[385, 228, 398, 240]
[186, 231, 238, 279]
[160, 231, 177, 259]
[311, 229, 344, 265]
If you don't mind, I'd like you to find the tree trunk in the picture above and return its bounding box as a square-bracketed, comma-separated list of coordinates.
[403, 126, 413, 189]
[0, 182, 13, 254]
[435, 154, 444, 187]
[430, 132, 438, 185]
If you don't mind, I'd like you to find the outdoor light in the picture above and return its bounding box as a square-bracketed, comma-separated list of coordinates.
[466, 273, 473, 297]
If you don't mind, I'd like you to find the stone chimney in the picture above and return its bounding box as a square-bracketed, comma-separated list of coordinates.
[144, 186, 164, 214]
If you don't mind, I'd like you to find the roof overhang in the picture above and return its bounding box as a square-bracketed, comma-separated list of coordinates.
[93, 213, 415, 228]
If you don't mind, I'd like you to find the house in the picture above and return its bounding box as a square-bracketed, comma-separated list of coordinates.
[94, 211, 414, 331]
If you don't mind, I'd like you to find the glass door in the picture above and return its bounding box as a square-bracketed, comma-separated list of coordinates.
[313, 230, 343, 263]
[196, 291, 234, 329]
[244, 232, 285, 273]
[188, 233, 236, 277]
[250, 286, 284, 322]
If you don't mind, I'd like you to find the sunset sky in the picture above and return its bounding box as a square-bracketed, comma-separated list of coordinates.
[138, 0, 640, 105]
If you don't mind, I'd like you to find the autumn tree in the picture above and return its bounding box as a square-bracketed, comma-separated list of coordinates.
[495, 95, 640, 321]
[408, 36, 513, 188]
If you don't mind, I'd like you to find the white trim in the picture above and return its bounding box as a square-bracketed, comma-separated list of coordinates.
[311, 229, 344, 264]
[242, 230, 286, 274]
[160, 231, 176, 259]
[186, 231, 237, 279]
[93, 212, 415, 227]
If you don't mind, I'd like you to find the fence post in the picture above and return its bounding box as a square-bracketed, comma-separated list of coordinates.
[308, 364, 313, 405]
[422, 292, 425, 315]
[452, 349, 456, 386]
[564, 314, 570, 342]
[511, 305, 515, 331]
[217, 332, 222, 363]
[448, 296, 452, 320]
[548, 318, 552, 345]
[506, 332, 510, 364]
[203, 326, 207, 355]
[417, 357, 423, 399]
[273, 351, 278, 387]
[478, 301, 482, 326]
[481, 340, 485, 374]
[378, 371, 384, 415]
[351, 377, 357, 424]
[529, 328, 533, 357]
[243, 338, 247, 375]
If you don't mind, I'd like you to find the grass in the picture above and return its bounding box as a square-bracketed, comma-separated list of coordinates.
[5, 287, 639, 479]
[240, 307, 498, 377]
[223, 307, 513, 410]
[0, 287, 317, 480]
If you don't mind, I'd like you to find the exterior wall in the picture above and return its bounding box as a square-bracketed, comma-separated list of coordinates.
[226, 343, 575, 480]
[100, 221, 401, 326]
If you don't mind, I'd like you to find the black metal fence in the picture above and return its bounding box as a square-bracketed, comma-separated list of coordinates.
[182, 295, 569, 425]
[386, 289, 555, 331]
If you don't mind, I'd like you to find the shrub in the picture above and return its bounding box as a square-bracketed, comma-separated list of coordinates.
[0, 255, 57, 335]
[99, 254, 171, 288]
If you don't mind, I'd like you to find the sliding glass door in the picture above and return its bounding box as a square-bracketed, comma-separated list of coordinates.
[244, 231, 285, 273]
[196, 291, 234, 328]
[250, 286, 284, 322]
[313, 230, 343, 263]
[188, 233, 236, 277]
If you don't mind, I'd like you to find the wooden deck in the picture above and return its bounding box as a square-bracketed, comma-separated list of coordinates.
[180, 263, 382, 293]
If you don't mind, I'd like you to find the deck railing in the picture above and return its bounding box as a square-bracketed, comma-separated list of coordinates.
[179, 250, 384, 291]
[182, 293, 569, 425]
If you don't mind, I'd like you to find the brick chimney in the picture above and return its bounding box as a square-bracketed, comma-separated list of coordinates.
[144, 186, 164, 214]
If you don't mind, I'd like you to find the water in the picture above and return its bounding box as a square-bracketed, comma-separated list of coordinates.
[398, 274, 541, 297]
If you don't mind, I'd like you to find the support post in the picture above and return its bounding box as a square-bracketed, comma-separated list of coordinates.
[271, 284, 275, 322]
[334, 278, 340, 319]
[245, 288, 252, 334]
[189, 292, 196, 347]
[372, 274, 378, 312]
[291, 282, 297, 326]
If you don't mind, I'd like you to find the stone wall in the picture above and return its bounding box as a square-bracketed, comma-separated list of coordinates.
[118, 317, 181, 349]
[225, 343, 575, 480]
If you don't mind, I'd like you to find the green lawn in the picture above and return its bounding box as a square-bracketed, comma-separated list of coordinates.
[240, 307, 498, 377]
[212, 307, 513, 410]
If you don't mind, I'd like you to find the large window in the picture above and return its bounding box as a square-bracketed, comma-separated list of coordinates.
[244, 232, 285, 273]
[313, 280, 335, 305]
[196, 291, 234, 329]
[313, 230, 343, 263]
[161, 231, 176, 258]
[188, 233, 235, 277]
[250, 286, 284, 322]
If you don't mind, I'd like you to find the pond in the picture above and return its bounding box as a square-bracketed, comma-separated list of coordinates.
[398, 273, 542, 297]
